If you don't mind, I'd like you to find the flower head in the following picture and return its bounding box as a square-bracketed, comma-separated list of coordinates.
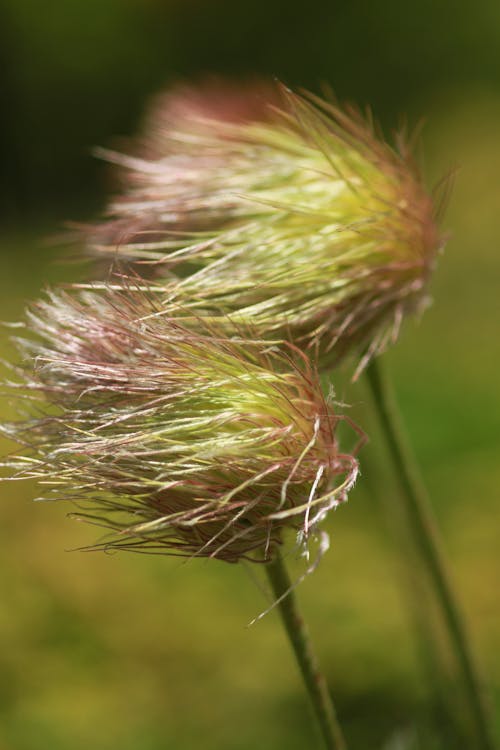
[3, 287, 358, 562]
[90, 83, 444, 374]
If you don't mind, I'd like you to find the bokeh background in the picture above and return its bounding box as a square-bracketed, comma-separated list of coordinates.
[1, 1, 499, 748]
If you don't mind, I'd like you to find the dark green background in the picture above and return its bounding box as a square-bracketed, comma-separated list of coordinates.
[1, 2, 499, 748]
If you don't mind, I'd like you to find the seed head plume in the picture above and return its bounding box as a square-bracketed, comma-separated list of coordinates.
[2, 286, 359, 562]
[89, 82, 444, 375]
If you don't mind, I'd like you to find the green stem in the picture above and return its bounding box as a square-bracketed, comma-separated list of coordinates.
[265, 551, 347, 750]
[366, 357, 496, 750]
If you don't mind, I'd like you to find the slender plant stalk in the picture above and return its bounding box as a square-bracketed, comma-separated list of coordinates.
[265, 551, 347, 750]
[365, 357, 496, 750]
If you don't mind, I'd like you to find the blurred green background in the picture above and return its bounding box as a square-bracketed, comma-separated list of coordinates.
[1, 1, 499, 748]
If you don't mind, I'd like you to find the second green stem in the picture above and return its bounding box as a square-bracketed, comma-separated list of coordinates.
[366, 357, 495, 750]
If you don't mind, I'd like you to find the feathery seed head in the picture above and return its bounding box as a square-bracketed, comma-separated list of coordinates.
[3, 288, 358, 563]
[90, 83, 444, 374]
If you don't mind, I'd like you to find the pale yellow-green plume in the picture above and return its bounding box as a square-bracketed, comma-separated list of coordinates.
[89, 82, 443, 374]
[2, 286, 359, 562]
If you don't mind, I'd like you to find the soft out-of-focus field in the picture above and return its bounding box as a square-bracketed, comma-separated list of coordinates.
[0, 89, 498, 749]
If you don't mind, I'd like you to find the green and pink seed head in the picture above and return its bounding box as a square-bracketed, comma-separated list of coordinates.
[89, 83, 444, 375]
[2, 287, 359, 563]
